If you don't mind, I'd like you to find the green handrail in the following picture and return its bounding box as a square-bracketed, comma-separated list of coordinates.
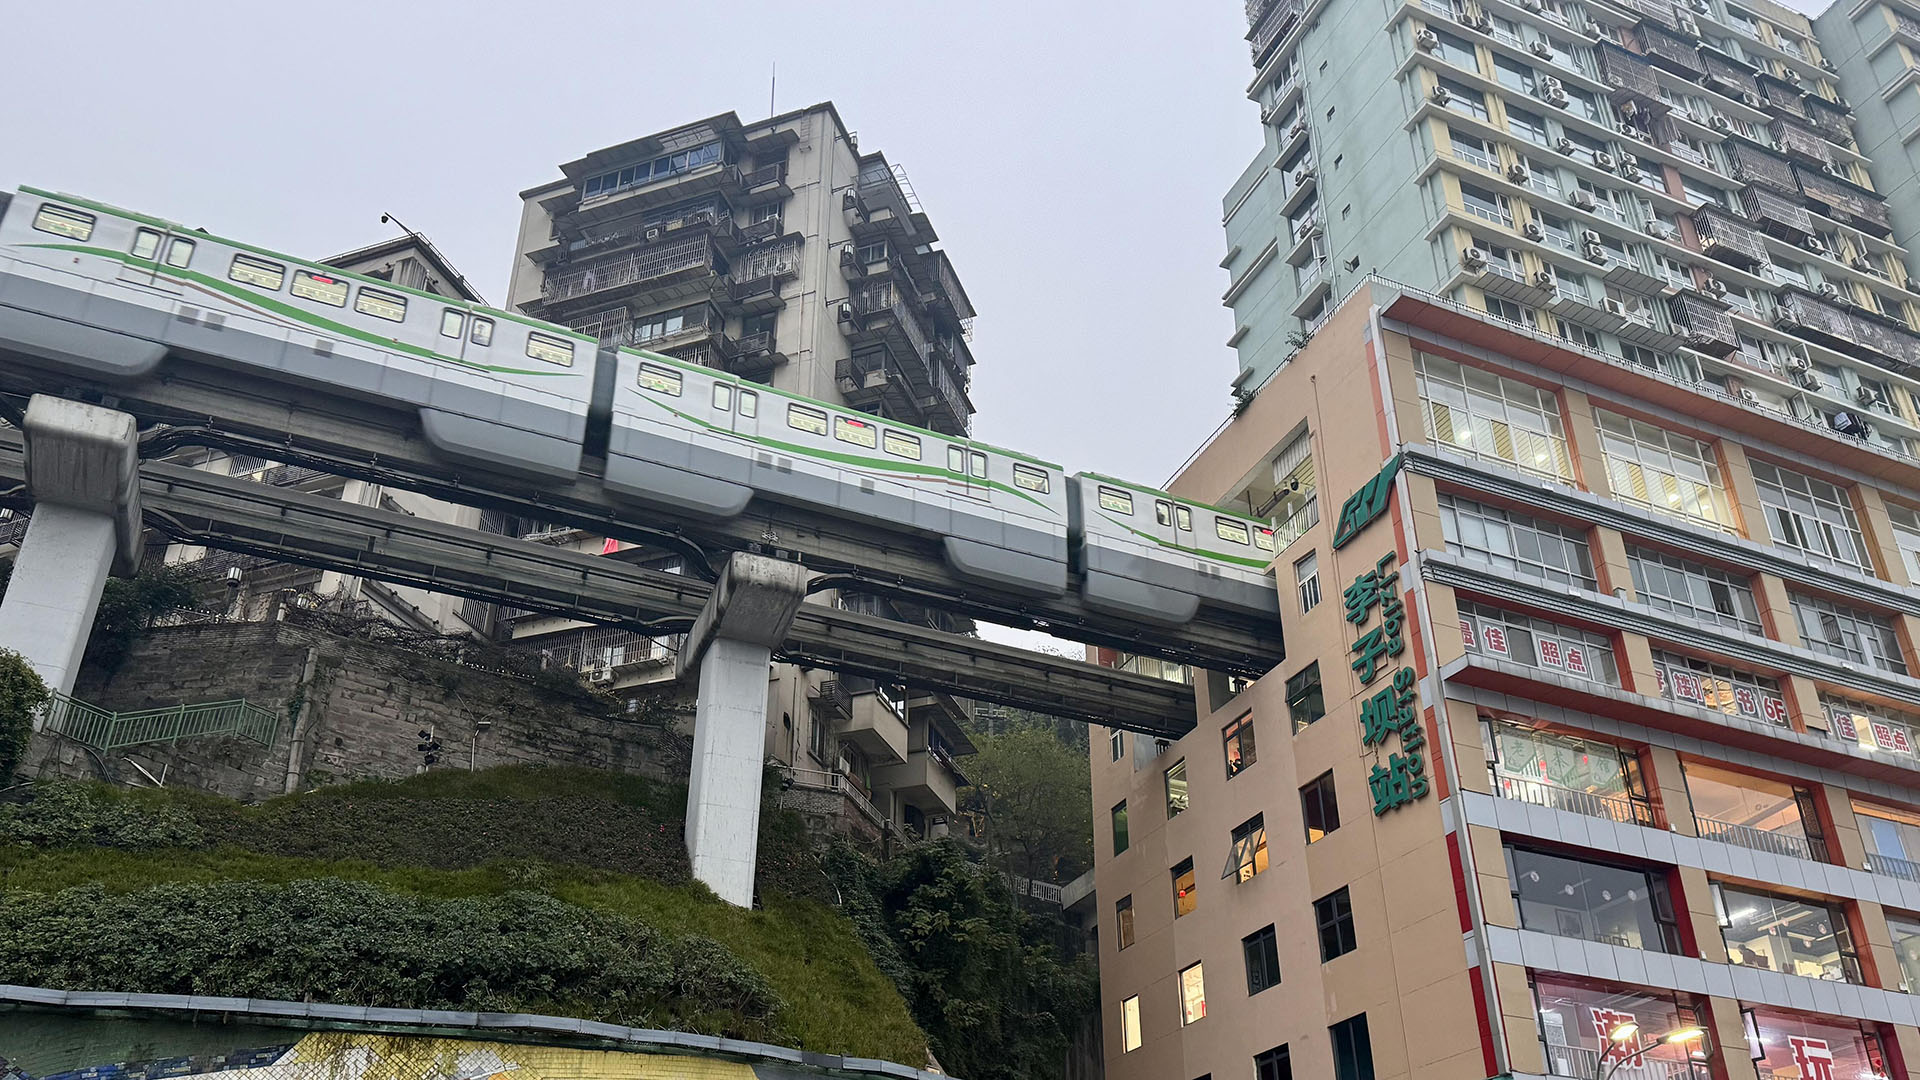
[44, 694, 279, 751]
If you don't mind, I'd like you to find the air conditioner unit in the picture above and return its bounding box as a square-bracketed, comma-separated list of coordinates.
[1819, 281, 1841, 298]
[1462, 246, 1490, 269]
[1604, 296, 1629, 316]
[1571, 189, 1598, 210]
[1430, 85, 1453, 105]
[1524, 221, 1547, 241]
[644, 227, 661, 241]
[1594, 151, 1618, 171]
[1626, 307, 1653, 326]
[1545, 86, 1570, 107]
[1857, 385, 1884, 406]
[1305, 218, 1326, 238]
[1529, 40, 1554, 59]
[1820, 56, 1837, 72]
[1691, 0, 1710, 12]
[1507, 162, 1532, 183]
[1620, 160, 1643, 181]
[1540, 75, 1563, 91]
[1807, 236, 1829, 254]
[1290, 121, 1311, 140]
[1707, 277, 1729, 296]
[1851, 254, 1875, 271]
[587, 665, 615, 685]
[1581, 228, 1604, 244]
[1738, 386, 1761, 403]
[1585, 243, 1609, 264]
[1472, 13, 1493, 30]
[836, 302, 855, 321]
[1416, 27, 1440, 49]
[1821, 161, 1841, 176]
[1295, 167, 1316, 186]
[1785, 354, 1813, 373]
[1647, 220, 1675, 239]
[1555, 136, 1577, 154]
[1522, 0, 1543, 10]
[1709, 115, 1733, 132]
[1676, 14, 1700, 35]
[1795, 369, 1823, 391]
[1533, 268, 1559, 286]
[1260, 102, 1281, 122]
[1742, 92, 1766, 109]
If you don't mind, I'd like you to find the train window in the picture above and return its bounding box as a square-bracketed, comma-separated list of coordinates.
[1176, 506, 1192, 531]
[131, 229, 162, 261]
[883, 430, 921, 460]
[1215, 518, 1251, 545]
[355, 286, 407, 323]
[835, 416, 878, 449]
[291, 270, 349, 307]
[439, 310, 465, 339]
[787, 404, 829, 436]
[712, 384, 733, 411]
[637, 364, 682, 396]
[1099, 488, 1135, 515]
[1155, 501, 1173, 527]
[1255, 526, 1276, 552]
[164, 238, 195, 269]
[969, 451, 988, 480]
[739, 390, 758, 418]
[229, 254, 286, 290]
[31, 204, 93, 241]
[470, 316, 494, 346]
[948, 446, 966, 473]
[1013, 464, 1050, 493]
[526, 332, 575, 367]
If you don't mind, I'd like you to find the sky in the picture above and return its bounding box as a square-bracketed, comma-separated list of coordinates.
[0, 0, 1261, 488]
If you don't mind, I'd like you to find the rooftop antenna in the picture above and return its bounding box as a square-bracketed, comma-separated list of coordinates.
[769, 61, 777, 116]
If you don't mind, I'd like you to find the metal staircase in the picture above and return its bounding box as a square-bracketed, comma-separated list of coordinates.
[44, 694, 279, 751]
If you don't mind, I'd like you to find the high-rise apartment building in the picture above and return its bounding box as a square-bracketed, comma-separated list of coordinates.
[503, 103, 978, 843]
[1091, 0, 1920, 1076]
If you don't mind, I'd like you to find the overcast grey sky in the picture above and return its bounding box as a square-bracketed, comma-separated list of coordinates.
[0, 0, 1259, 487]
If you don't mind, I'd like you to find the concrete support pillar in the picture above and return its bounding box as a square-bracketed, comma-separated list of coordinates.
[676, 552, 809, 907]
[0, 396, 141, 706]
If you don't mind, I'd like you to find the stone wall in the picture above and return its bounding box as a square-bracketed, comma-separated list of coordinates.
[23, 621, 691, 800]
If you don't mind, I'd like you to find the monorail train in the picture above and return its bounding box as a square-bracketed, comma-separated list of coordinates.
[0, 186, 1282, 625]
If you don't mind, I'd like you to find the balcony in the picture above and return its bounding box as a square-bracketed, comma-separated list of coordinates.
[661, 330, 787, 379]
[1868, 851, 1920, 882]
[739, 161, 791, 201]
[811, 678, 854, 722]
[919, 250, 977, 325]
[873, 746, 962, 817]
[1634, 20, 1705, 78]
[530, 234, 717, 316]
[1723, 141, 1798, 195]
[1756, 74, 1809, 121]
[1596, 43, 1666, 113]
[1740, 184, 1814, 243]
[1693, 207, 1768, 270]
[1773, 286, 1862, 347]
[1770, 119, 1832, 168]
[1803, 95, 1853, 146]
[1696, 814, 1829, 861]
[1795, 165, 1893, 237]
[1668, 291, 1739, 355]
[566, 164, 743, 226]
[844, 690, 909, 766]
[1247, 0, 1303, 65]
[1493, 774, 1666, 829]
[1699, 47, 1762, 100]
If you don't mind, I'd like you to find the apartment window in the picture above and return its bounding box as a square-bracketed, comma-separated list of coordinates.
[1430, 26, 1478, 70]
[1507, 105, 1550, 146]
[1286, 663, 1325, 732]
[1483, 296, 1535, 326]
[1225, 814, 1270, 883]
[1651, 650, 1786, 723]
[1886, 503, 1920, 583]
[1852, 797, 1920, 878]
[1295, 550, 1321, 612]
[1460, 600, 1620, 684]
[1165, 758, 1189, 818]
[1686, 762, 1827, 862]
[1254, 1046, 1292, 1080]
[1330, 1014, 1375, 1080]
[1243, 925, 1282, 994]
[1593, 409, 1734, 531]
[1628, 547, 1761, 632]
[1115, 895, 1135, 950]
[1172, 857, 1198, 918]
[1301, 770, 1340, 843]
[1486, 718, 1657, 826]
[1437, 77, 1490, 120]
[1111, 801, 1129, 855]
[1506, 845, 1681, 951]
[1492, 53, 1536, 94]
[1178, 962, 1207, 1025]
[1414, 351, 1572, 480]
[1459, 182, 1511, 227]
[1450, 128, 1495, 171]
[1715, 883, 1861, 983]
[1315, 886, 1358, 961]
[1110, 728, 1124, 761]
[1889, 914, 1920, 990]
[1439, 493, 1595, 589]
[1223, 713, 1257, 777]
[1120, 995, 1141, 1053]
[1792, 592, 1907, 674]
[1750, 461, 1872, 571]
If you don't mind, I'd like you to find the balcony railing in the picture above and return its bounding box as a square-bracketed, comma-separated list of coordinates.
[1695, 814, 1829, 862]
[1596, 42, 1665, 106]
[1249, 0, 1304, 62]
[1868, 851, 1920, 882]
[1543, 1043, 1704, 1080]
[1741, 185, 1814, 241]
[1795, 165, 1893, 237]
[1771, 119, 1832, 166]
[1635, 21, 1706, 77]
[1700, 50, 1762, 99]
[1694, 208, 1768, 269]
[538, 235, 713, 306]
[1724, 142, 1798, 194]
[1493, 774, 1665, 829]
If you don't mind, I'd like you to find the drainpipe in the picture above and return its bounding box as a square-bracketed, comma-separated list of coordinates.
[281, 645, 321, 795]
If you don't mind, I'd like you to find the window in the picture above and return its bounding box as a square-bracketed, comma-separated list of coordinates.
[1119, 996, 1141, 1053]
[1254, 525, 1275, 551]
[1111, 801, 1129, 855]
[1486, 718, 1658, 826]
[1792, 592, 1906, 673]
[712, 383, 733, 411]
[882, 430, 921, 459]
[355, 286, 407, 323]
[1330, 1014, 1374, 1080]
[1178, 962, 1207, 1026]
[1254, 1046, 1292, 1080]
[1746, 1008, 1887, 1080]
[1215, 517, 1251, 545]
[1830, 696, 1920, 763]
[637, 365, 682, 396]
[969, 451, 988, 479]
[1110, 728, 1124, 761]
[1459, 600, 1619, 684]
[1223, 713, 1257, 777]
[1532, 975, 1706, 1078]
[581, 142, 724, 199]
[1301, 770, 1340, 842]
[1890, 913, 1920, 989]
[470, 316, 494, 346]
[1429, 26, 1478, 69]
[1506, 845, 1680, 951]
[229, 254, 287, 291]
[163, 238, 194, 269]
[1507, 105, 1550, 146]
[439, 309, 465, 338]
[1686, 762, 1826, 861]
[1439, 494, 1595, 589]
[1243, 925, 1282, 994]
[1437, 77, 1489, 120]
[1593, 410, 1733, 532]
[525, 332, 575, 367]
[787, 404, 829, 436]
[1715, 883, 1860, 983]
[1459, 182, 1511, 227]
[1115, 895, 1136, 950]
[857, 239, 889, 264]
[131, 228, 162, 261]
[1295, 551, 1321, 611]
[1172, 857, 1197, 917]
[1165, 758, 1189, 818]
[834, 415, 878, 448]
[1286, 663, 1325, 732]
[738, 390, 757, 418]
[31, 203, 93, 240]
[1226, 814, 1269, 882]
[291, 270, 350, 307]
[1315, 886, 1357, 961]
[1491, 53, 1535, 94]
[1013, 464, 1051, 493]
[1414, 351, 1571, 480]
[1750, 460, 1871, 571]
[1176, 506, 1192, 530]
[1629, 548, 1760, 633]
[1652, 650, 1785, 723]
[1099, 487, 1135, 514]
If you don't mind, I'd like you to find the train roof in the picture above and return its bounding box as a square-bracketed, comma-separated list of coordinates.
[16, 187, 589, 344]
[1076, 472, 1270, 525]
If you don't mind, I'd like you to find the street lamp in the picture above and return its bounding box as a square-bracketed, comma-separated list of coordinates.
[1595, 1023, 1707, 1080]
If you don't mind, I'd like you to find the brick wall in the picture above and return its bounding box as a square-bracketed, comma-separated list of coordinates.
[22, 621, 690, 799]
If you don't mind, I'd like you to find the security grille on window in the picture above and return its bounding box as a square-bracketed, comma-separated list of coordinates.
[1791, 592, 1907, 674]
[1224, 814, 1269, 882]
[1594, 409, 1734, 532]
[1414, 351, 1571, 480]
[1750, 460, 1872, 572]
[1438, 493, 1595, 589]
[1629, 547, 1761, 633]
[1459, 600, 1619, 684]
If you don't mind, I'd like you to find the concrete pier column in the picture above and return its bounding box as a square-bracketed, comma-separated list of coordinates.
[676, 552, 809, 906]
[0, 396, 142, 705]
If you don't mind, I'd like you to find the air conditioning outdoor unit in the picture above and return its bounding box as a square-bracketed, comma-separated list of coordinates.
[644, 227, 661, 241]
[1472, 13, 1493, 30]
[1581, 229, 1604, 244]
[1290, 120, 1310, 137]
[1571, 189, 1597, 210]
[1462, 246, 1490, 269]
[1691, 0, 1710, 12]
[1857, 385, 1884, 406]
[1585, 242, 1609, 263]
[1852, 255, 1874, 271]
[1522, 0, 1543, 10]
[1416, 28, 1440, 49]
[1742, 92, 1766, 109]
[1530, 40, 1554, 58]
[1533, 268, 1559, 286]
[1545, 87, 1570, 107]
[1555, 136, 1577, 154]
[1595, 151, 1618, 171]
[1709, 115, 1733, 132]
[1796, 368, 1823, 391]
[1821, 161, 1841, 176]
[1524, 221, 1547, 241]
[1819, 281, 1841, 298]
[1676, 14, 1700, 35]
[1621, 160, 1643, 181]
[1604, 297, 1629, 316]
[1738, 387, 1761, 403]
[1647, 220, 1675, 239]
[837, 302, 855, 321]
[1430, 85, 1453, 105]
[1807, 237, 1828, 254]
[1785, 354, 1813, 373]
[1295, 167, 1316, 186]
[1707, 277, 1729, 296]
[1507, 162, 1532, 182]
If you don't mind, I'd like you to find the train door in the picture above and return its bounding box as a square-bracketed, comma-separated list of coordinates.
[947, 443, 988, 500]
[122, 226, 194, 294]
[1153, 498, 1196, 552]
[435, 308, 498, 368]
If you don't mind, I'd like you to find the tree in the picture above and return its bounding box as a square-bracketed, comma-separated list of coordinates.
[84, 564, 198, 675]
[0, 648, 49, 786]
[963, 728, 1093, 888]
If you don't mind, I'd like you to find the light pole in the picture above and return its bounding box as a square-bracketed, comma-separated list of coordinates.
[1594, 1022, 1708, 1080]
